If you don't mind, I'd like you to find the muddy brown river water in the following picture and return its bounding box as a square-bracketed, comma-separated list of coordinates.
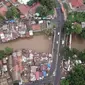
[0, 35, 52, 53]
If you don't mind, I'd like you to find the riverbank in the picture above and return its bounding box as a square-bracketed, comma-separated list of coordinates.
[0, 35, 52, 53]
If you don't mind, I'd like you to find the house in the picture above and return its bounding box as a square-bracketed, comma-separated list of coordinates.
[18, 2, 40, 17]
[69, 0, 83, 9]
[18, 4, 30, 16]
[0, 5, 8, 16]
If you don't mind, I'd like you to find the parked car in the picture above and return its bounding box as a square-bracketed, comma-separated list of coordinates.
[58, 32, 60, 35]
[62, 40, 64, 45]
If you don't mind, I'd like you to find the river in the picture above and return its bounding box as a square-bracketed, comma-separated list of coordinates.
[0, 35, 52, 53]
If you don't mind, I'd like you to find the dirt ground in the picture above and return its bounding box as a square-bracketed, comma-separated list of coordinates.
[72, 34, 85, 51]
[0, 35, 52, 53]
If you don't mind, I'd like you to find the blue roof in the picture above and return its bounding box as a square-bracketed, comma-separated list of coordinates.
[47, 63, 51, 68]
[42, 71, 46, 77]
[9, 20, 15, 23]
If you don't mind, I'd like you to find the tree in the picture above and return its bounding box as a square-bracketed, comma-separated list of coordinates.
[68, 65, 85, 85]
[27, 0, 34, 6]
[0, 50, 5, 60]
[78, 51, 85, 63]
[6, 10, 13, 19]
[4, 47, 13, 55]
[64, 21, 73, 35]
[60, 79, 69, 85]
[6, 6, 20, 19]
[73, 23, 82, 34]
[0, 15, 4, 22]
[63, 47, 74, 60]
[36, 6, 48, 17]
[11, 6, 20, 18]
[43, 29, 53, 36]
[39, 0, 56, 10]
[63, 47, 79, 60]
[80, 29, 85, 39]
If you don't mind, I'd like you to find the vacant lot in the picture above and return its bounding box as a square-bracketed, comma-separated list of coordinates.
[72, 34, 85, 51]
[0, 35, 52, 53]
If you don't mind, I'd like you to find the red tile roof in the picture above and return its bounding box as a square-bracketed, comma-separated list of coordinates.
[31, 24, 40, 30]
[30, 2, 40, 13]
[0, 6, 7, 16]
[18, 2, 40, 15]
[11, 0, 17, 3]
[18, 5, 30, 15]
[69, 0, 83, 7]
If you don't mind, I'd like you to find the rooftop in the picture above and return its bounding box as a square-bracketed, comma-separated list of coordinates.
[69, 0, 83, 8]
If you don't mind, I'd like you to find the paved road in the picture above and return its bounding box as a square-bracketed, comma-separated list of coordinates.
[25, 1, 65, 85]
[53, 7, 65, 85]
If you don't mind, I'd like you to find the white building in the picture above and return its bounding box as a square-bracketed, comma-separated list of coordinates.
[18, 0, 30, 4]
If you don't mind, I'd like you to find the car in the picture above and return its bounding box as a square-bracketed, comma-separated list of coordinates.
[58, 32, 60, 35]
[56, 41, 58, 44]
[62, 40, 65, 45]
[61, 77, 65, 79]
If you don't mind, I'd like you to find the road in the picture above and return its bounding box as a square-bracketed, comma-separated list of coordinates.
[25, 1, 65, 85]
[53, 7, 65, 85]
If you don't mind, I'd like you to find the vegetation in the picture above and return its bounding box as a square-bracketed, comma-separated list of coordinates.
[80, 28, 85, 39]
[64, 21, 82, 35]
[39, 0, 56, 10]
[4, 47, 13, 55]
[63, 47, 79, 60]
[43, 29, 53, 36]
[60, 79, 69, 85]
[68, 65, 85, 85]
[6, 6, 20, 19]
[0, 50, 5, 60]
[64, 21, 73, 35]
[0, 47, 13, 60]
[73, 23, 82, 34]
[35, 0, 56, 17]
[68, 12, 85, 23]
[63, 3, 68, 11]
[0, 15, 5, 22]
[27, 0, 35, 6]
[61, 65, 85, 85]
[36, 6, 48, 17]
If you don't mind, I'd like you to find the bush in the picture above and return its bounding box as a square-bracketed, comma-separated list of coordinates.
[0, 50, 5, 60]
[4, 47, 13, 55]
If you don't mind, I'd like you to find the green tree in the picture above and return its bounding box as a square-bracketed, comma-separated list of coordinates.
[6, 10, 13, 19]
[4, 47, 13, 55]
[36, 6, 48, 17]
[68, 65, 85, 85]
[11, 6, 20, 18]
[63, 47, 74, 60]
[73, 23, 82, 34]
[80, 29, 85, 39]
[64, 21, 73, 35]
[0, 50, 5, 60]
[6, 6, 20, 19]
[27, 0, 34, 6]
[60, 79, 69, 85]
[0, 15, 4, 22]
[78, 51, 85, 63]
[39, 0, 56, 10]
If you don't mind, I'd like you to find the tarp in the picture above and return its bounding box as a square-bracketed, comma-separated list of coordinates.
[47, 63, 51, 68]
[9, 20, 15, 23]
[42, 71, 46, 77]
